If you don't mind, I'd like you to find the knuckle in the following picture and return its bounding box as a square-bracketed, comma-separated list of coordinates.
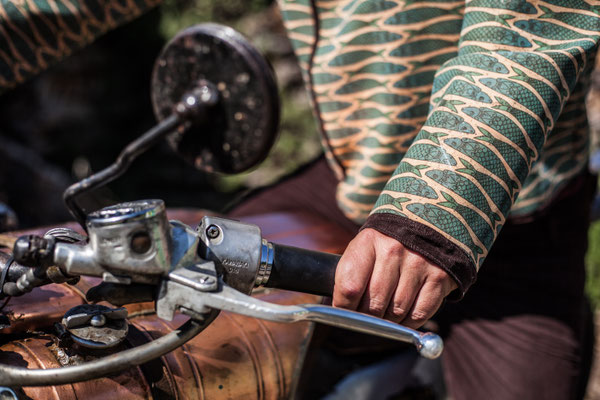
[336, 282, 363, 303]
[361, 228, 378, 240]
[428, 268, 449, 285]
[380, 245, 398, 259]
[379, 241, 403, 260]
[410, 309, 428, 323]
[356, 229, 377, 245]
[368, 298, 387, 315]
[390, 305, 408, 319]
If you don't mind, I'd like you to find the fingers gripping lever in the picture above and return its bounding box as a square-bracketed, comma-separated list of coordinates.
[213, 284, 443, 359]
[156, 262, 443, 360]
[195, 216, 443, 359]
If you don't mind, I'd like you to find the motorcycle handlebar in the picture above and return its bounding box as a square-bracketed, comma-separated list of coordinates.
[265, 243, 340, 297]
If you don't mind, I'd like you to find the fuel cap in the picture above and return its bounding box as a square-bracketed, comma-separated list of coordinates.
[61, 304, 129, 349]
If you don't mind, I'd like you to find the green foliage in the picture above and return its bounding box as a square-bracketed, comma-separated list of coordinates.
[160, 0, 273, 38]
[586, 221, 600, 308]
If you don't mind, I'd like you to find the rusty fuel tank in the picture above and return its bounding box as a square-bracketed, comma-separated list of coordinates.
[0, 209, 352, 399]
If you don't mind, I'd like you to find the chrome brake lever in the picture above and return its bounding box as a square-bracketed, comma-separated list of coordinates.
[156, 265, 443, 359]
[203, 283, 442, 359]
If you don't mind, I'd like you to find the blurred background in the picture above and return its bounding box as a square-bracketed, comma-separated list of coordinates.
[0, 0, 321, 229]
[1, 1, 600, 396]
[584, 49, 600, 399]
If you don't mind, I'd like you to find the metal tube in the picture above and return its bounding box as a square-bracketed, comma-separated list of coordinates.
[63, 114, 181, 228]
[0, 311, 218, 386]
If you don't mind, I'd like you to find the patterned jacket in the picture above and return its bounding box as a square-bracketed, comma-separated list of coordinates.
[279, 0, 600, 296]
[0, 0, 160, 91]
[0, 0, 598, 296]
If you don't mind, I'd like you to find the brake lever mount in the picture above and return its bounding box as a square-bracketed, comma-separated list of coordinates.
[14, 199, 444, 360]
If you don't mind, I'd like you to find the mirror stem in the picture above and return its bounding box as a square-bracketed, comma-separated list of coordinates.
[63, 114, 182, 229]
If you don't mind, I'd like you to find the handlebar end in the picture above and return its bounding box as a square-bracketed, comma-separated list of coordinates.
[417, 332, 444, 359]
[13, 235, 56, 268]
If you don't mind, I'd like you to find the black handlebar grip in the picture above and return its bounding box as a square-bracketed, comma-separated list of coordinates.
[265, 243, 340, 297]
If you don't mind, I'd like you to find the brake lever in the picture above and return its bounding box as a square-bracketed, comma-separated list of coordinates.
[205, 284, 442, 359]
[156, 264, 443, 359]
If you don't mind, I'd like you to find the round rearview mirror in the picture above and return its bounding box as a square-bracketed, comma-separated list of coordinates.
[151, 24, 280, 174]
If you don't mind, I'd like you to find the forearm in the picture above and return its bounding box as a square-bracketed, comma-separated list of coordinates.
[370, 1, 600, 293]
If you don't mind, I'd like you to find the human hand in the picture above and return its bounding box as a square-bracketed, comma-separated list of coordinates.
[332, 228, 457, 329]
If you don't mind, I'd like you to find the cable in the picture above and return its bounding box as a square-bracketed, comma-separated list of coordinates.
[0, 310, 218, 387]
[0, 296, 10, 312]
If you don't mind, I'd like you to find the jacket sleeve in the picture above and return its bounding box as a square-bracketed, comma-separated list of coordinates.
[366, 0, 600, 297]
[0, 0, 161, 93]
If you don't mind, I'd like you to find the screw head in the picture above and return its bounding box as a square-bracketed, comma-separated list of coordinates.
[206, 225, 220, 239]
[90, 314, 106, 327]
[185, 95, 197, 106]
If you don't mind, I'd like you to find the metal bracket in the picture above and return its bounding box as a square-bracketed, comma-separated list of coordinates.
[197, 216, 263, 294]
[156, 262, 218, 321]
[63, 306, 128, 329]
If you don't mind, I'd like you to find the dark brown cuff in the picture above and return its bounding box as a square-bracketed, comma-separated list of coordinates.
[361, 213, 477, 300]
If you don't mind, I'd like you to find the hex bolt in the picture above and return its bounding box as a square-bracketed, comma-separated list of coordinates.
[206, 225, 220, 239]
[90, 314, 106, 327]
[130, 231, 152, 254]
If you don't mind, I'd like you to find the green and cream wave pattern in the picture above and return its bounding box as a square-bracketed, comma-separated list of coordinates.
[279, 0, 600, 270]
[0, 0, 159, 92]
